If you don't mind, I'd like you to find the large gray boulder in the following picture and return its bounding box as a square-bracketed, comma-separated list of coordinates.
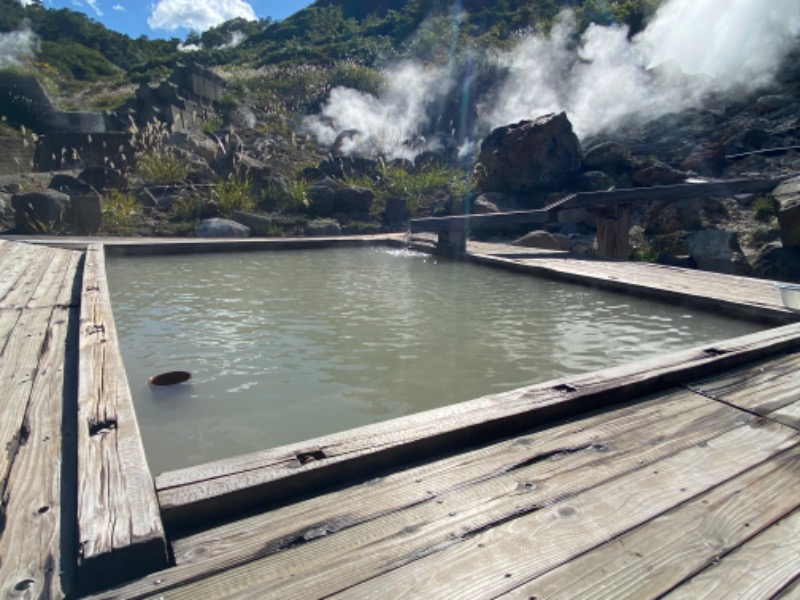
[12, 190, 69, 233]
[582, 142, 630, 171]
[633, 162, 687, 187]
[69, 195, 102, 234]
[333, 186, 374, 214]
[195, 218, 250, 238]
[477, 113, 582, 195]
[686, 230, 751, 275]
[680, 144, 726, 177]
[645, 198, 703, 234]
[305, 219, 342, 237]
[78, 166, 128, 192]
[512, 230, 570, 251]
[775, 177, 800, 250]
[382, 196, 409, 225]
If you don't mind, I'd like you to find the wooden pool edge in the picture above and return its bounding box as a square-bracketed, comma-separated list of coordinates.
[66, 236, 800, 573]
[154, 323, 800, 532]
[77, 244, 170, 593]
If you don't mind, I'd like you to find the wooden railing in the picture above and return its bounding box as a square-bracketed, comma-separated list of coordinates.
[410, 177, 789, 257]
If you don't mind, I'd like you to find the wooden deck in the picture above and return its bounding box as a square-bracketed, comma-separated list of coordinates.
[94, 345, 800, 599]
[1, 236, 800, 598]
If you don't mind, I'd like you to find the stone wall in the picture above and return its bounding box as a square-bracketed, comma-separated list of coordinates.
[34, 132, 133, 171]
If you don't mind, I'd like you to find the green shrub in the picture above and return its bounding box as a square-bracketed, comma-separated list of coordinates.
[753, 196, 779, 222]
[632, 242, 660, 263]
[283, 178, 311, 212]
[130, 120, 189, 183]
[216, 175, 256, 216]
[102, 190, 141, 233]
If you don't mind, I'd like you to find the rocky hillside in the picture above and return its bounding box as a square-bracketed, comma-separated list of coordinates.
[1, 0, 800, 281]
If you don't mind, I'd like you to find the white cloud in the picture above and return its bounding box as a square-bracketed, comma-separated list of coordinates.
[86, 0, 102, 16]
[148, 0, 256, 32]
[17, 0, 36, 6]
[71, 0, 83, 6]
[112, 3, 125, 11]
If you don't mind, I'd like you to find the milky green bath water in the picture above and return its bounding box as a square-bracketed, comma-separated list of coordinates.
[107, 248, 760, 474]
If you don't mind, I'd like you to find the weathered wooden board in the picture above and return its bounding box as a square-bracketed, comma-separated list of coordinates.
[171, 389, 732, 567]
[76, 244, 169, 592]
[687, 352, 800, 419]
[156, 323, 800, 531]
[467, 249, 794, 325]
[0, 306, 75, 598]
[25, 248, 81, 309]
[0, 308, 22, 354]
[0, 245, 65, 310]
[663, 507, 800, 600]
[106, 406, 798, 599]
[0, 245, 81, 599]
[0, 241, 35, 303]
[327, 421, 797, 600]
[502, 445, 800, 599]
[771, 401, 800, 430]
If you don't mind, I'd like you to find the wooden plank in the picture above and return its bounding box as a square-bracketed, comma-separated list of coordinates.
[77, 244, 169, 593]
[326, 421, 798, 600]
[502, 445, 800, 599]
[0, 308, 63, 493]
[170, 389, 730, 567]
[0, 245, 81, 598]
[663, 507, 800, 600]
[0, 309, 22, 355]
[107, 407, 798, 599]
[0, 242, 33, 304]
[0, 304, 76, 599]
[771, 401, 800, 430]
[0, 245, 62, 310]
[156, 323, 800, 530]
[26, 249, 82, 309]
[466, 252, 795, 325]
[688, 352, 800, 418]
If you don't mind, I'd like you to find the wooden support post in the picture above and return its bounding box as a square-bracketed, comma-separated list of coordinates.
[596, 203, 631, 260]
[77, 244, 169, 593]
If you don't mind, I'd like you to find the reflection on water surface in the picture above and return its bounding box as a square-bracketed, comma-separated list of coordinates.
[107, 248, 760, 474]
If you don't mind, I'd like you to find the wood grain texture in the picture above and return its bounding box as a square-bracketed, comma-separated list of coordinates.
[328, 420, 797, 600]
[77, 244, 169, 593]
[94, 390, 779, 599]
[502, 445, 800, 599]
[170, 389, 731, 567]
[0, 244, 81, 599]
[687, 352, 800, 418]
[156, 322, 800, 531]
[663, 507, 800, 600]
[466, 246, 795, 325]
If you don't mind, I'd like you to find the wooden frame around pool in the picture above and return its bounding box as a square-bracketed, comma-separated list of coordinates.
[73, 235, 800, 590]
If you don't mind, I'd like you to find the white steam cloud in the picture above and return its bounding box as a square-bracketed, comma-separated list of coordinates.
[0, 26, 40, 69]
[305, 62, 454, 160]
[307, 0, 800, 157]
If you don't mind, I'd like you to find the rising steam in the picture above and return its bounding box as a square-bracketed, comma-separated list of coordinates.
[305, 0, 800, 158]
[0, 25, 40, 69]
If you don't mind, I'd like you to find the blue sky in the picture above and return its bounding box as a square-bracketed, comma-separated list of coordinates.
[36, 0, 315, 39]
